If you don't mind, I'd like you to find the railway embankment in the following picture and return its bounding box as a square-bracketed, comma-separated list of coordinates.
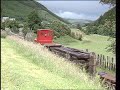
[1, 35, 104, 90]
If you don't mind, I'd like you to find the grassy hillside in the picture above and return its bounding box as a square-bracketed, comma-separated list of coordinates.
[1, 0, 69, 24]
[1, 36, 104, 90]
[84, 6, 116, 37]
[54, 33, 115, 58]
[54, 33, 116, 75]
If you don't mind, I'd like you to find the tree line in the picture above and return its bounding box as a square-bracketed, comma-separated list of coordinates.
[1, 10, 71, 38]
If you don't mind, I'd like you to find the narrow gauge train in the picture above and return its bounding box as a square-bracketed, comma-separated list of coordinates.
[34, 29, 116, 90]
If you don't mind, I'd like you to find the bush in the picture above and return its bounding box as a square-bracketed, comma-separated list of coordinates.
[48, 21, 71, 37]
[71, 32, 75, 38]
[70, 32, 82, 41]
[54, 31, 61, 38]
[5, 28, 12, 35]
[4, 19, 19, 34]
[106, 38, 116, 54]
[11, 27, 19, 34]
[1, 22, 5, 30]
[25, 32, 35, 42]
[1, 30, 7, 38]
[22, 23, 30, 39]
[78, 33, 82, 41]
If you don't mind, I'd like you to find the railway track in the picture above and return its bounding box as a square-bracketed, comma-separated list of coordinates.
[44, 44, 116, 90]
[33, 29, 116, 90]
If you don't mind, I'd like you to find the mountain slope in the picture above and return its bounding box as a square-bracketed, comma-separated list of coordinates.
[84, 6, 116, 36]
[95, 6, 115, 26]
[1, 0, 69, 24]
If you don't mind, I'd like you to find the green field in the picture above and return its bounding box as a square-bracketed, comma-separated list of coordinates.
[54, 32, 116, 75]
[1, 36, 104, 90]
[54, 29, 115, 58]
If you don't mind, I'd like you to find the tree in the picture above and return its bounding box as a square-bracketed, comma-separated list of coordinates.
[100, 0, 116, 6]
[27, 10, 42, 33]
[4, 19, 19, 33]
[1, 22, 5, 30]
[48, 21, 71, 37]
[76, 24, 82, 30]
[78, 33, 82, 41]
[22, 23, 30, 39]
[100, 0, 116, 54]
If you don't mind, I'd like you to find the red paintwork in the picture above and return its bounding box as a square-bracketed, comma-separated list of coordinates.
[34, 29, 53, 45]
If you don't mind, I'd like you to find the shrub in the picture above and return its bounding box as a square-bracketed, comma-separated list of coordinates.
[22, 23, 30, 39]
[4, 19, 19, 34]
[1, 22, 5, 30]
[25, 31, 35, 42]
[70, 32, 82, 41]
[5, 28, 12, 35]
[54, 31, 61, 38]
[78, 33, 82, 41]
[11, 27, 19, 34]
[48, 21, 71, 37]
[71, 32, 75, 38]
[106, 38, 116, 54]
[1, 30, 7, 38]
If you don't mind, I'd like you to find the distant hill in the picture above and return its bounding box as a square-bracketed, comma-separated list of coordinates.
[84, 6, 116, 37]
[64, 18, 93, 26]
[1, 0, 69, 24]
[1, 0, 72, 37]
[95, 6, 115, 26]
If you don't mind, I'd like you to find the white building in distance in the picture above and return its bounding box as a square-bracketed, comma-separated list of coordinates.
[1, 17, 15, 22]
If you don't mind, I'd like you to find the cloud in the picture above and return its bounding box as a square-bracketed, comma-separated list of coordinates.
[55, 11, 99, 20]
[37, 1, 111, 20]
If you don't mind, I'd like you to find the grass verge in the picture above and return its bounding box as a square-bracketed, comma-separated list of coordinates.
[1, 36, 105, 90]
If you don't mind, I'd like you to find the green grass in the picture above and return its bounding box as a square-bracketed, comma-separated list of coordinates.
[1, 0, 68, 24]
[54, 34, 115, 58]
[54, 33, 116, 75]
[1, 36, 104, 90]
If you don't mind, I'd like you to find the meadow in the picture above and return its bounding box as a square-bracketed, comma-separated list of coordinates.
[54, 28, 115, 58]
[1, 36, 104, 90]
[54, 28, 116, 75]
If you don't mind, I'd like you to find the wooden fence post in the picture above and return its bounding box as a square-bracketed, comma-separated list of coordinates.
[107, 56, 109, 69]
[104, 57, 106, 69]
[111, 57, 114, 71]
[86, 49, 88, 52]
[113, 63, 115, 71]
[114, 63, 116, 71]
[100, 54, 103, 66]
[109, 57, 111, 70]
[97, 54, 99, 66]
[88, 52, 96, 77]
[99, 54, 101, 66]
[107, 56, 109, 70]
[102, 55, 105, 68]
[94, 53, 115, 72]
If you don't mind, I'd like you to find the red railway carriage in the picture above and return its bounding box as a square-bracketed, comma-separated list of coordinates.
[34, 29, 53, 45]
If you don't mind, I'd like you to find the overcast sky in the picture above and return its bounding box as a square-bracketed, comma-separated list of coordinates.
[37, 1, 112, 20]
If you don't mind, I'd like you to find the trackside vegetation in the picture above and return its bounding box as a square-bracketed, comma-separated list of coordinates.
[1, 36, 105, 90]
